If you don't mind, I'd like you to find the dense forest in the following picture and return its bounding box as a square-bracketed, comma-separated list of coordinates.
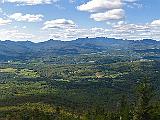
[0, 38, 160, 119]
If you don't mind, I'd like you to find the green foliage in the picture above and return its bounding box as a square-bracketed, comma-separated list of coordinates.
[133, 79, 154, 120]
[0, 50, 160, 120]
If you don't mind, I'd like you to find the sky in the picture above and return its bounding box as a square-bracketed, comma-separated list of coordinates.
[0, 0, 160, 42]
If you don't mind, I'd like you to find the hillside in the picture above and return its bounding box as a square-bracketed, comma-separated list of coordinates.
[1, 37, 160, 119]
[0, 37, 160, 61]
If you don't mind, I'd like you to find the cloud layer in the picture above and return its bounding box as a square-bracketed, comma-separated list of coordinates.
[0, 18, 12, 26]
[2, 0, 59, 5]
[42, 19, 76, 30]
[77, 0, 137, 21]
[90, 9, 124, 21]
[9, 13, 43, 22]
[43, 18, 160, 40]
[77, 0, 122, 12]
[0, 29, 35, 40]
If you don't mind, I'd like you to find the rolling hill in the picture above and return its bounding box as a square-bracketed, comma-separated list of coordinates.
[0, 37, 160, 61]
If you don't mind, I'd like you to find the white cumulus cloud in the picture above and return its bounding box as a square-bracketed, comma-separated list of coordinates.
[151, 19, 160, 26]
[90, 9, 124, 21]
[43, 18, 160, 40]
[77, 0, 122, 12]
[2, 0, 59, 5]
[0, 18, 12, 26]
[77, 0, 138, 22]
[9, 13, 43, 22]
[42, 19, 76, 30]
[0, 29, 35, 40]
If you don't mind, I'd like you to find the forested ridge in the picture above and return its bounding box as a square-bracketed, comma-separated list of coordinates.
[0, 38, 160, 119]
[0, 37, 160, 61]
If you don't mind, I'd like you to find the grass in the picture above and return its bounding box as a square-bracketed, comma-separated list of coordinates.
[19, 69, 40, 78]
[0, 68, 17, 73]
[0, 67, 40, 78]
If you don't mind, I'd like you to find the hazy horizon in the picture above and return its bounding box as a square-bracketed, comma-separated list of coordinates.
[0, 37, 159, 43]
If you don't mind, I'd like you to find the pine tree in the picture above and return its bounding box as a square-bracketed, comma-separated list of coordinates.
[133, 78, 154, 120]
[119, 95, 130, 120]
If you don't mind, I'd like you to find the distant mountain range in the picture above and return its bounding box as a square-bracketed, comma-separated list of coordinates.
[0, 37, 160, 61]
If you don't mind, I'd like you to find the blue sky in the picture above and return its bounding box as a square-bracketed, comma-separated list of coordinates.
[0, 0, 160, 42]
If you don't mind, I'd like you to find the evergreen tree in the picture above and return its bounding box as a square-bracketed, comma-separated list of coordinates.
[119, 95, 130, 120]
[133, 78, 154, 120]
